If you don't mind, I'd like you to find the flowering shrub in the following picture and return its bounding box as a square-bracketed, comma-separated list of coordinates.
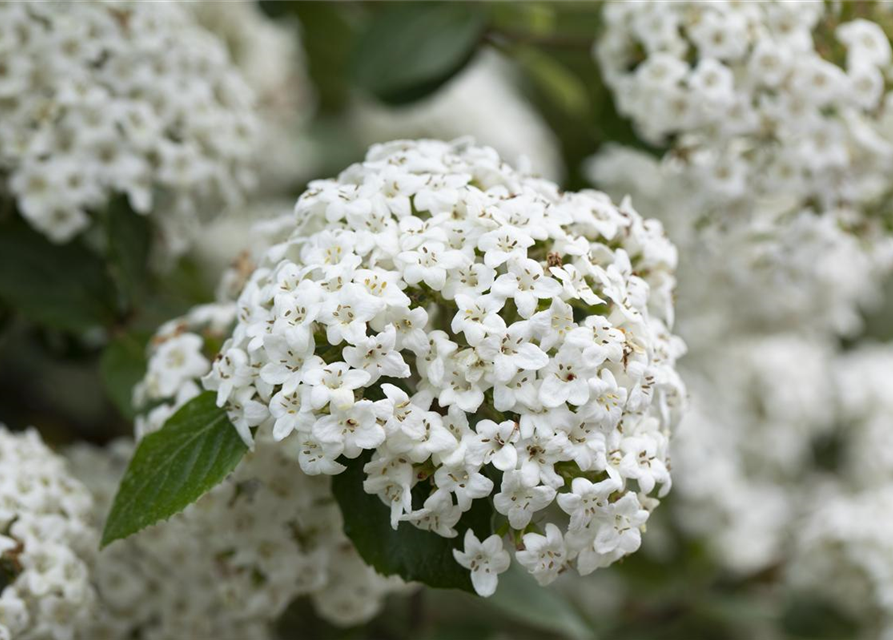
[9, 2, 893, 637]
[0, 1, 258, 253]
[200, 138, 686, 594]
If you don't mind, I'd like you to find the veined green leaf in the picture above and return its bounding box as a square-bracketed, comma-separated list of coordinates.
[101, 391, 247, 547]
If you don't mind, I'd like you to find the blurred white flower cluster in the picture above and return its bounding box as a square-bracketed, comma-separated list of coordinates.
[792, 484, 893, 640]
[202, 138, 686, 595]
[591, 6, 893, 632]
[788, 346, 893, 639]
[0, 428, 96, 640]
[0, 1, 259, 254]
[672, 335, 836, 574]
[598, 1, 893, 213]
[191, 0, 319, 195]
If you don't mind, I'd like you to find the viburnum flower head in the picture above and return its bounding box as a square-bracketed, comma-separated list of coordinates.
[203, 139, 686, 596]
[0, 1, 258, 254]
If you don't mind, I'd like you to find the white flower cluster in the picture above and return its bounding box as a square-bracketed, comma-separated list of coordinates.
[672, 336, 836, 574]
[598, 1, 893, 214]
[203, 138, 686, 596]
[0, 1, 258, 253]
[792, 485, 893, 640]
[0, 427, 96, 640]
[787, 346, 893, 640]
[666, 339, 893, 582]
[588, 4, 893, 630]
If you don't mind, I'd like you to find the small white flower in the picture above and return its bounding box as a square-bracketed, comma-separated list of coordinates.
[271, 290, 320, 352]
[363, 452, 414, 528]
[451, 294, 506, 347]
[319, 286, 382, 346]
[557, 476, 622, 531]
[491, 258, 563, 318]
[259, 335, 322, 394]
[434, 462, 493, 511]
[269, 388, 313, 441]
[303, 362, 370, 411]
[619, 430, 671, 496]
[397, 241, 469, 290]
[442, 262, 495, 300]
[493, 470, 556, 530]
[295, 431, 347, 475]
[477, 226, 535, 268]
[476, 321, 549, 384]
[226, 388, 270, 446]
[373, 383, 424, 438]
[467, 419, 520, 471]
[452, 531, 511, 597]
[204, 347, 254, 406]
[342, 324, 410, 384]
[538, 347, 591, 408]
[147, 333, 209, 397]
[516, 523, 567, 586]
[530, 298, 576, 352]
[312, 400, 384, 459]
[402, 490, 462, 538]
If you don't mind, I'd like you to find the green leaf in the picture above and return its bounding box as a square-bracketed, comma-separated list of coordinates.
[100, 331, 149, 419]
[0, 218, 118, 332]
[331, 452, 493, 592]
[105, 196, 151, 310]
[486, 565, 596, 640]
[101, 391, 247, 547]
[350, 2, 487, 105]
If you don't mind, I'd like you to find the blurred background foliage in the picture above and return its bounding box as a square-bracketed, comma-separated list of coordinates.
[0, 2, 878, 639]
